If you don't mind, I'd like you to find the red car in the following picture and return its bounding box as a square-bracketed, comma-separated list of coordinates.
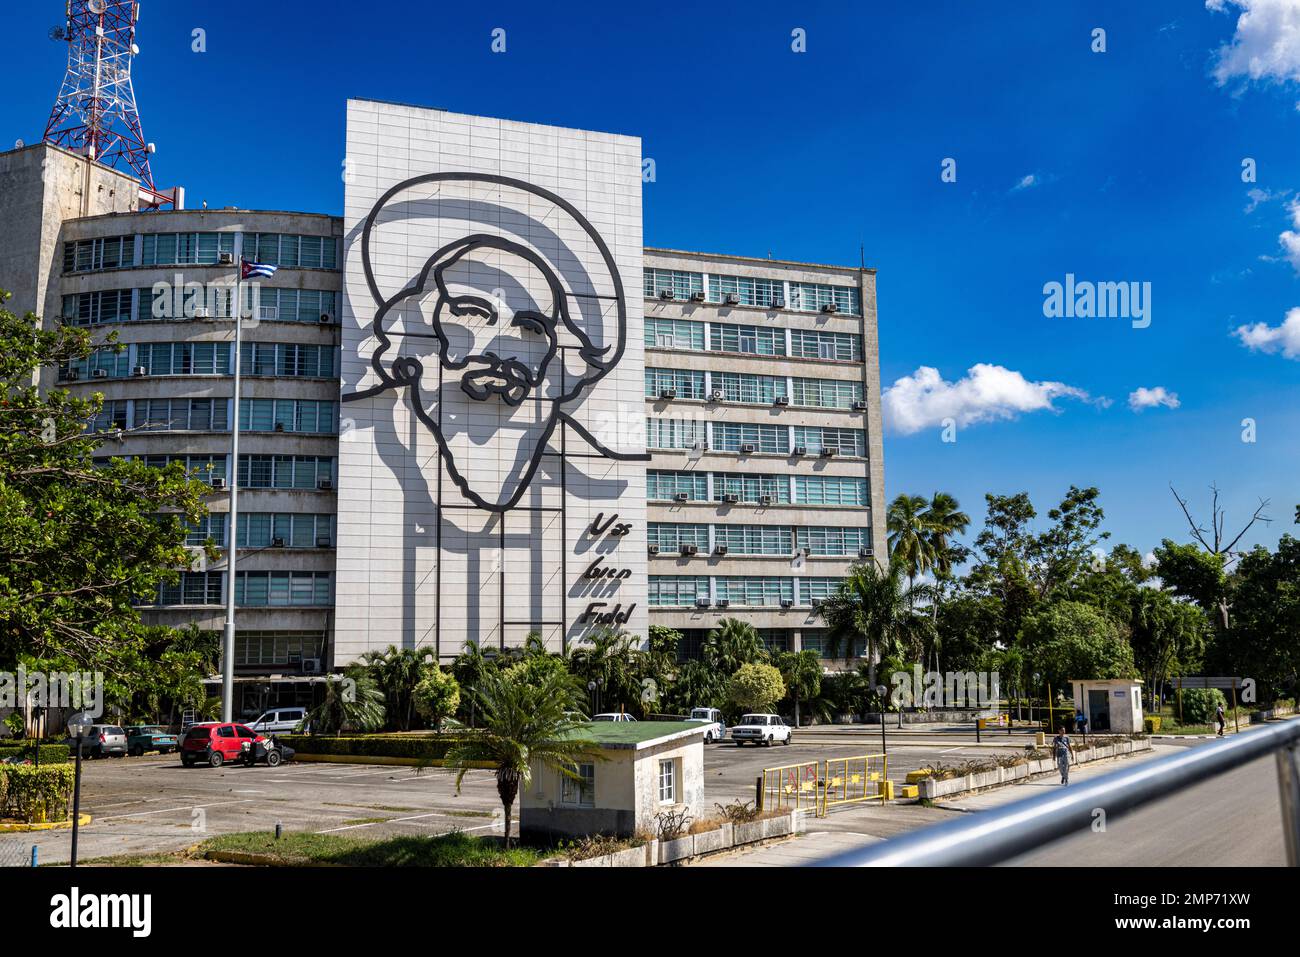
[179, 722, 266, 768]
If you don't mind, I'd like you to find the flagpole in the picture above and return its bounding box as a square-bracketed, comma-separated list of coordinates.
[221, 244, 245, 723]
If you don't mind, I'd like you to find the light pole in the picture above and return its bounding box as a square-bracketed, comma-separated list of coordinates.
[876, 684, 888, 757]
[66, 710, 93, 868]
[221, 243, 248, 722]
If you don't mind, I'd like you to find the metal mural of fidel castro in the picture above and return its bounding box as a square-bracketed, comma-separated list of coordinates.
[343, 172, 646, 512]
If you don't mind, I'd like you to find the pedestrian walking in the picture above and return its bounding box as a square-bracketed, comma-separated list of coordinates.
[1216, 703, 1226, 737]
[1053, 726, 1074, 785]
[1076, 710, 1088, 738]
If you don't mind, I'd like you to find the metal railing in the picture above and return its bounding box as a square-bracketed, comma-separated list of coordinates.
[759, 761, 820, 813]
[820, 755, 888, 816]
[813, 718, 1300, 867]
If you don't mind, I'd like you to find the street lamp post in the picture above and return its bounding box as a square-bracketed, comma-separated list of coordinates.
[876, 684, 888, 756]
[66, 710, 93, 868]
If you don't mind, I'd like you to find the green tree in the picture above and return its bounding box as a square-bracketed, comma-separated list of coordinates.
[887, 493, 933, 587]
[703, 617, 767, 674]
[0, 292, 213, 703]
[567, 627, 643, 715]
[359, 645, 434, 731]
[451, 640, 493, 726]
[663, 660, 727, 713]
[308, 670, 386, 736]
[1128, 589, 1206, 709]
[442, 667, 602, 848]
[774, 649, 821, 726]
[819, 560, 931, 679]
[726, 662, 786, 714]
[1019, 600, 1137, 695]
[1215, 536, 1300, 700]
[413, 666, 461, 731]
[921, 491, 971, 579]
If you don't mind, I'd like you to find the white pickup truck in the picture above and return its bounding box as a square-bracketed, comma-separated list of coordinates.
[730, 713, 792, 747]
[686, 707, 726, 743]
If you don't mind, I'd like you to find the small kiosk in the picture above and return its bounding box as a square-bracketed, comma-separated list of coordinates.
[1070, 678, 1144, 733]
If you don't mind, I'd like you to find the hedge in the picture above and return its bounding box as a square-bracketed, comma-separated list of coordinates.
[0, 743, 71, 765]
[0, 765, 75, 823]
[280, 734, 475, 761]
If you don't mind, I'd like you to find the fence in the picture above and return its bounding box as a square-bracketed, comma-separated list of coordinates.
[0, 842, 37, 867]
[811, 716, 1300, 866]
[760, 755, 888, 818]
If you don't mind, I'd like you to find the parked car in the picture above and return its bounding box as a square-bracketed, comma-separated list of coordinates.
[241, 707, 308, 736]
[592, 712, 637, 722]
[730, 713, 792, 747]
[125, 725, 178, 756]
[63, 725, 127, 758]
[686, 707, 726, 742]
[180, 722, 266, 768]
[239, 737, 295, 768]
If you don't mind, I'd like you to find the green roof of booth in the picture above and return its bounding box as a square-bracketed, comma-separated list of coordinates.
[571, 721, 707, 749]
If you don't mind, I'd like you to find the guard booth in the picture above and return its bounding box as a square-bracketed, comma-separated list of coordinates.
[1071, 678, 1143, 733]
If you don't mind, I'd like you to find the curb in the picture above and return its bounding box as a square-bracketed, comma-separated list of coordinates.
[0, 813, 92, 833]
[290, 753, 495, 768]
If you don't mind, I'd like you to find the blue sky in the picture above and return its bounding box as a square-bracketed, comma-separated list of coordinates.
[5, 0, 1297, 558]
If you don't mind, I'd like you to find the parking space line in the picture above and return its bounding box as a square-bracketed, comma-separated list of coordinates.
[94, 799, 253, 822]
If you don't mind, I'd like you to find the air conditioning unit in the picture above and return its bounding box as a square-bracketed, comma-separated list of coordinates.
[758, 494, 773, 506]
[65, 369, 79, 381]
[681, 543, 699, 556]
[811, 597, 826, 608]
[271, 536, 285, 548]
[658, 289, 675, 300]
[780, 598, 794, 609]
[722, 493, 739, 504]
[774, 395, 789, 406]
[91, 368, 109, 378]
[673, 492, 690, 503]
[858, 547, 872, 558]
[316, 535, 332, 548]
[695, 597, 710, 608]
[820, 446, 838, 457]
[739, 443, 756, 454]
[132, 365, 147, 376]
[770, 297, 786, 309]
[692, 441, 709, 452]
[716, 598, 730, 608]
[273, 422, 285, 432]
[317, 478, 333, 490]
[648, 543, 660, 555]
[714, 544, 728, 556]
[302, 658, 322, 674]
[319, 312, 334, 324]
[690, 290, 706, 302]
[792, 446, 807, 456]
[709, 390, 723, 402]
[658, 388, 676, 400]
[218, 252, 235, 265]
[820, 302, 838, 314]
[724, 293, 740, 306]
[259, 306, 279, 321]
[194, 307, 211, 319]
[210, 477, 227, 489]
[800, 546, 812, 556]
[852, 400, 868, 411]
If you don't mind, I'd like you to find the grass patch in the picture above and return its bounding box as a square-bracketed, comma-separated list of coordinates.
[198, 829, 542, 867]
[338, 817, 390, 826]
[440, 809, 493, 818]
[323, 803, 419, 813]
[72, 850, 197, 867]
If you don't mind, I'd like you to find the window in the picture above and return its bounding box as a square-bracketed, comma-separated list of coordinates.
[791, 377, 863, 409]
[239, 399, 338, 434]
[715, 525, 791, 555]
[648, 523, 709, 551]
[137, 342, 231, 376]
[713, 422, 788, 454]
[241, 342, 336, 378]
[803, 578, 844, 602]
[238, 513, 334, 548]
[645, 367, 705, 399]
[716, 577, 794, 607]
[790, 330, 861, 362]
[712, 372, 787, 404]
[235, 630, 325, 667]
[562, 764, 596, 807]
[712, 472, 789, 504]
[644, 317, 705, 351]
[235, 571, 332, 607]
[135, 398, 229, 432]
[759, 629, 791, 653]
[184, 513, 228, 546]
[649, 576, 710, 607]
[243, 233, 338, 269]
[63, 236, 133, 273]
[644, 268, 703, 300]
[139, 454, 227, 485]
[87, 400, 128, 433]
[795, 476, 868, 506]
[62, 289, 134, 326]
[792, 426, 865, 457]
[709, 323, 785, 356]
[61, 346, 130, 380]
[800, 629, 866, 659]
[238, 455, 334, 489]
[658, 759, 677, 804]
[646, 417, 707, 450]
[796, 526, 871, 556]
[788, 282, 861, 316]
[156, 572, 224, 606]
[251, 288, 339, 323]
[140, 232, 236, 266]
[707, 274, 784, 308]
[647, 471, 707, 501]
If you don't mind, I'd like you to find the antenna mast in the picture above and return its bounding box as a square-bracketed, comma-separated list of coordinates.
[43, 0, 155, 191]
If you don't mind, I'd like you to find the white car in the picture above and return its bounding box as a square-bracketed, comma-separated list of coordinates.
[686, 707, 726, 742]
[592, 713, 637, 722]
[242, 707, 308, 735]
[730, 713, 792, 747]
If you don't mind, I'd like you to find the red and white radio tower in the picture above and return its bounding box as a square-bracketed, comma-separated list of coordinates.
[43, 0, 156, 191]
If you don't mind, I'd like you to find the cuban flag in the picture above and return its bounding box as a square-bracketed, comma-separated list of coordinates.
[241, 258, 277, 280]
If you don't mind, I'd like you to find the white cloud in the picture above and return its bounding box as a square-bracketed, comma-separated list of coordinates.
[882, 363, 1094, 434]
[1244, 186, 1290, 212]
[1234, 305, 1300, 357]
[1011, 174, 1038, 191]
[1128, 386, 1181, 411]
[1207, 1, 1300, 92]
[1278, 197, 1300, 271]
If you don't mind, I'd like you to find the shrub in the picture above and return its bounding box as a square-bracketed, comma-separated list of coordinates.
[0, 764, 75, 823]
[413, 667, 461, 731]
[1180, 688, 1226, 725]
[726, 662, 786, 714]
[280, 733, 476, 762]
[1144, 715, 1162, 733]
[0, 743, 71, 765]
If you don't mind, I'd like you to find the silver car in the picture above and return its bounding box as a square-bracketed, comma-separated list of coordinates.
[64, 724, 128, 758]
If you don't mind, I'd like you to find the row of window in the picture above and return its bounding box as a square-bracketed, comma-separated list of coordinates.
[61, 287, 338, 326]
[648, 369, 863, 409]
[646, 418, 866, 456]
[88, 398, 337, 435]
[61, 342, 337, 380]
[647, 470, 869, 506]
[64, 232, 339, 273]
[235, 630, 327, 667]
[643, 268, 862, 316]
[645, 318, 862, 362]
[647, 523, 871, 556]
[101, 454, 335, 490]
[154, 571, 332, 607]
[648, 575, 846, 607]
[674, 628, 866, 661]
[181, 513, 335, 548]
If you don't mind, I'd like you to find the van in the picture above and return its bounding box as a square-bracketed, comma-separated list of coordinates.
[243, 707, 308, 735]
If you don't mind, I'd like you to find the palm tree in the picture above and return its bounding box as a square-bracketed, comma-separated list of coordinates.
[442, 667, 602, 848]
[774, 649, 822, 727]
[567, 627, 643, 715]
[452, 640, 493, 727]
[887, 493, 934, 587]
[703, 618, 767, 674]
[359, 645, 433, 731]
[308, 670, 386, 736]
[819, 560, 930, 692]
[922, 492, 971, 579]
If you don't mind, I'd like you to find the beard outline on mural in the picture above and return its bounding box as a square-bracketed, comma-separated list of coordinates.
[342, 171, 648, 512]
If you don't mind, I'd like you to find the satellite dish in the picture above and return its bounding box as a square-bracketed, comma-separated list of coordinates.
[14, 139, 24, 149]
[49, 26, 67, 41]
[88, 0, 108, 14]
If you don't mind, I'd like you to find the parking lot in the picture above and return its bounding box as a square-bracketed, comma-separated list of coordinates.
[2, 730, 1024, 865]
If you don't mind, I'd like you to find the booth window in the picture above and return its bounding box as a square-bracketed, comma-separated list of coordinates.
[562, 764, 595, 807]
[658, 759, 677, 804]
